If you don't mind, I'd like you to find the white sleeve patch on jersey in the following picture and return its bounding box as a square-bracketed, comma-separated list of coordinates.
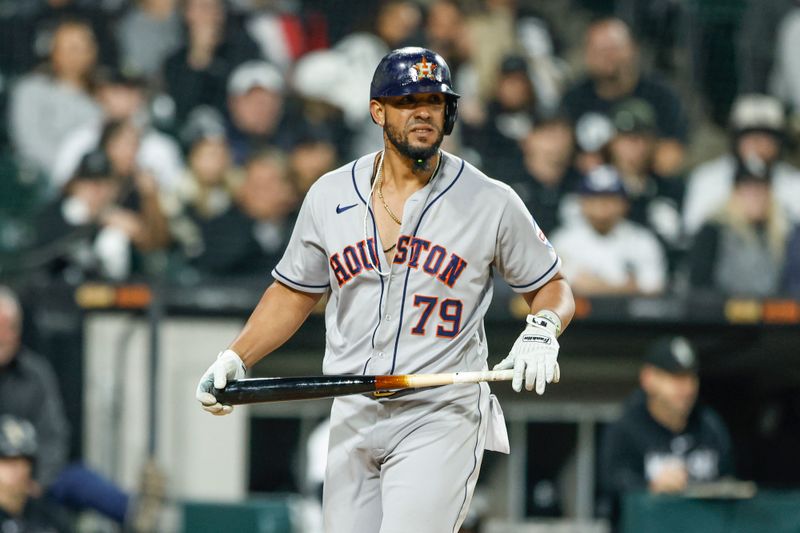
[272, 188, 331, 293]
[494, 187, 561, 293]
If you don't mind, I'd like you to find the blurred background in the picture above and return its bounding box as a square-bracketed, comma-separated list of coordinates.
[0, 0, 799, 532]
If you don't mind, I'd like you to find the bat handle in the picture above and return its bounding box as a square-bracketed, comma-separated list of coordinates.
[452, 369, 515, 384]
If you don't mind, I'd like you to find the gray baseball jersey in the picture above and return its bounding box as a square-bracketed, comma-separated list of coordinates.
[273, 150, 560, 376]
[272, 150, 560, 532]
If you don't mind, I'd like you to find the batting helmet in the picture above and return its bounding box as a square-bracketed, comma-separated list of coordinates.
[370, 47, 460, 135]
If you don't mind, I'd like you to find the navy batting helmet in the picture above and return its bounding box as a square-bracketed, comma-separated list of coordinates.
[370, 47, 460, 135]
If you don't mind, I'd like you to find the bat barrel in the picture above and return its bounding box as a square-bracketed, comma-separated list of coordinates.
[214, 376, 378, 405]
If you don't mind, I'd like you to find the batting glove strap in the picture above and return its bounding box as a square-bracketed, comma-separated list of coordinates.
[526, 310, 561, 337]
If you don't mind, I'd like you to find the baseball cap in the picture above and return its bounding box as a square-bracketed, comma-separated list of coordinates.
[575, 112, 615, 152]
[73, 150, 113, 181]
[180, 105, 227, 148]
[292, 50, 349, 108]
[500, 54, 530, 75]
[611, 98, 657, 134]
[228, 61, 284, 96]
[729, 94, 785, 134]
[644, 336, 698, 374]
[0, 415, 37, 459]
[577, 165, 627, 197]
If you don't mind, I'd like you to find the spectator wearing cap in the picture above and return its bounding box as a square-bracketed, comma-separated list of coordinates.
[290, 51, 351, 163]
[0, 415, 72, 532]
[30, 151, 123, 281]
[51, 66, 185, 194]
[0, 287, 163, 530]
[687, 161, 798, 297]
[161, 0, 261, 126]
[598, 336, 734, 522]
[512, 118, 582, 234]
[30, 150, 168, 281]
[8, 18, 103, 176]
[559, 18, 688, 178]
[225, 60, 302, 165]
[462, 54, 540, 180]
[550, 165, 667, 296]
[607, 98, 686, 269]
[683, 94, 800, 235]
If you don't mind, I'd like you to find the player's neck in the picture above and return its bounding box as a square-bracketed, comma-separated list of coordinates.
[381, 147, 440, 192]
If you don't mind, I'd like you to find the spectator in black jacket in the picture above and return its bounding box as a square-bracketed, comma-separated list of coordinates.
[32, 149, 168, 282]
[224, 60, 302, 165]
[0, 286, 162, 530]
[560, 18, 688, 178]
[512, 118, 581, 234]
[462, 54, 540, 181]
[599, 336, 734, 521]
[607, 97, 685, 270]
[162, 0, 261, 127]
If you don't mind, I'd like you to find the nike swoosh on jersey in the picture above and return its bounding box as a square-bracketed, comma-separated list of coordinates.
[336, 203, 359, 214]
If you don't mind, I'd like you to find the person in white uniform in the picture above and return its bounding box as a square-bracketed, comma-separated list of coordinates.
[196, 47, 575, 533]
[551, 165, 667, 296]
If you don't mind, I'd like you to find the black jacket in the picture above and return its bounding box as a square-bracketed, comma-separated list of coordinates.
[598, 389, 734, 518]
[0, 348, 70, 488]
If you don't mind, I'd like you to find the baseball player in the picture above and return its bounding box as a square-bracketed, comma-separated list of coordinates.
[196, 47, 575, 533]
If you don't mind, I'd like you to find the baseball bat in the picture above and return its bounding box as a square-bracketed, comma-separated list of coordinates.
[213, 369, 516, 405]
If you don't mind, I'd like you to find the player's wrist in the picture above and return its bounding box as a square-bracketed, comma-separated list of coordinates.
[526, 310, 561, 337]
[220, 349, 247, 372]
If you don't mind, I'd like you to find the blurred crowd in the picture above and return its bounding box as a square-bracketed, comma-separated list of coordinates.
[0, 0, 799, 298]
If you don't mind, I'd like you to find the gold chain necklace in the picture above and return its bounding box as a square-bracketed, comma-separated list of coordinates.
[375, 152, 441, 226]
[376, 172, 403, 225]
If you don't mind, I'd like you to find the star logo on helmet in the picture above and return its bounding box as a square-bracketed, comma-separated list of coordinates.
[413, 57, 437, 81]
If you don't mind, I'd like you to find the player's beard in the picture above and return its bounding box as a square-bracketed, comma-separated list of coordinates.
[385, 122, 444, 171]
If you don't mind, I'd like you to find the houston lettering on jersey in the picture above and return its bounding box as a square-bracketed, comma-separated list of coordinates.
[330, 235, 468, 288]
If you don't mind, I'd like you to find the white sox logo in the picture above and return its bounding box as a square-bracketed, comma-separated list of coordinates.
[413, 57, 437, 81]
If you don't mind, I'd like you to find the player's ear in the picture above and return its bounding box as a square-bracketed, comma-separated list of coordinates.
[369, 99, 385, 127]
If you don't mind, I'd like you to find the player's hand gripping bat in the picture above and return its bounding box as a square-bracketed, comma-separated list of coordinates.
[213, 369, 530, 405]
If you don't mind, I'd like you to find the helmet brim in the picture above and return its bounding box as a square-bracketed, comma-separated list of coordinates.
[372, 82, 460, 100]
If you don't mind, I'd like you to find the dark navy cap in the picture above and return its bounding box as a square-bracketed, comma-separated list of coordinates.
[74, 150, 113, 181]
[578, 165, 627, 197]
[644, 336, 698, 374]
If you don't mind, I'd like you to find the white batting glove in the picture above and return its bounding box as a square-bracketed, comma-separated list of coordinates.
[196, 349, 247, 416]
[493, 312, 561, 394]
